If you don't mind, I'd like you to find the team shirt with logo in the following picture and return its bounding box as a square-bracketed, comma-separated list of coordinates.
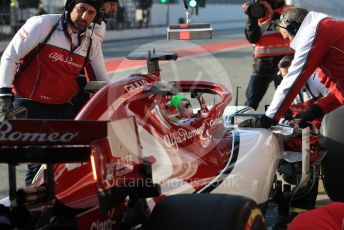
[0, 14, 109, 104]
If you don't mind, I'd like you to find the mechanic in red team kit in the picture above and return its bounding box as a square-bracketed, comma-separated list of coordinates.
[72, 0, 118, 113]
[239, 7, 344, 129]
[242, 0, 294, 110]
[278, 55, 328, 128]
[0, 0, 109, 186]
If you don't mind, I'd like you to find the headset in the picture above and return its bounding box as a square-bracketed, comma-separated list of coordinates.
[283, 18, 301, 36]
[274, 16, 301, 36]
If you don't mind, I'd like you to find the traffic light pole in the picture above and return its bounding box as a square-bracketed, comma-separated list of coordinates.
[166, 2, 170, 26]
[10, 0, 16, 34]
[182, 0, 191, 24]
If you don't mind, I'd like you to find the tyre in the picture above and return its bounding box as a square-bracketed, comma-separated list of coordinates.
[145, 193, 266, 230]
[319, 106, 344, 202]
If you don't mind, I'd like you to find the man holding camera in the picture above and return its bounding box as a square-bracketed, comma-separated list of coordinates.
[243, 0, 293, 111]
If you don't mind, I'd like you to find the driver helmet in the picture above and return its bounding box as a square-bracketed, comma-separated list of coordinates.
[169, 94, 193, 118]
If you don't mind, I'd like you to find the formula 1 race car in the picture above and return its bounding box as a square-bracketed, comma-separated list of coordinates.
[0, 51, 343, 230]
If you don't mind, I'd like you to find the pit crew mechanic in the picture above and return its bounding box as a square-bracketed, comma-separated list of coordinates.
[72, 0, 118, 113]
[242, 0, 294, 110]
[239, 7, 344, 129]
[278, 55, 328, 128]
[0, 0, 109, 186]
[93, 0, 118, 43]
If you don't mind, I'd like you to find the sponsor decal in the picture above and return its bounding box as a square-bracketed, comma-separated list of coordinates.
[163, 118, 220, 150]
[163, 124, 206, 150]
[40, 95, 52, 100]
[124, 80, 149, 92]
[49, 52, 83, 68]
[90, 208, 116, 230]
[0, 121, 78, 142]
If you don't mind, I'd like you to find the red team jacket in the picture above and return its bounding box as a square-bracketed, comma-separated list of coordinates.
[0, 14, 108, 105]
[266, 12, 344, 120]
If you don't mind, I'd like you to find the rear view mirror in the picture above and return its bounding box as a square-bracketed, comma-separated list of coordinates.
[167, 23, 213, 40]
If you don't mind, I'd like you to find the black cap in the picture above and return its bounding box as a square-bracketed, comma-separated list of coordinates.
[74, 0, 101, 11]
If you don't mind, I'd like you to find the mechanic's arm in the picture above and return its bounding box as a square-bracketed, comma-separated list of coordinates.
[0, 16, 45, 116]
[315, 91, 341, 114]
[295, 92, 341, 129]
[239, 15, 330, 128]
[266, 16, 331, 122]
[0, 16, 44, 88]
[243, 2, 261, 43]
[244, 17, 261, 43]
[87, 38, 109, 82]
[282, 71, 335, 129]
[312, 68, 341, 113]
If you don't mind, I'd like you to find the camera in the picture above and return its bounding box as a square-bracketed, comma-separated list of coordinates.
[247, 2, 266, 19]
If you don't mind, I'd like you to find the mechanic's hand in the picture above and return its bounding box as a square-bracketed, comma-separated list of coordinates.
[242, 2, 250, 13]
[238, 115, 277, 128]
[297, 104, 324, 129]
[0, 88, 14, 118]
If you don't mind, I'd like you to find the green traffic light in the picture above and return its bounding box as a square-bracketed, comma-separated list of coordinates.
[189, 0, 197, 7]
[160, 0, 168, 3]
